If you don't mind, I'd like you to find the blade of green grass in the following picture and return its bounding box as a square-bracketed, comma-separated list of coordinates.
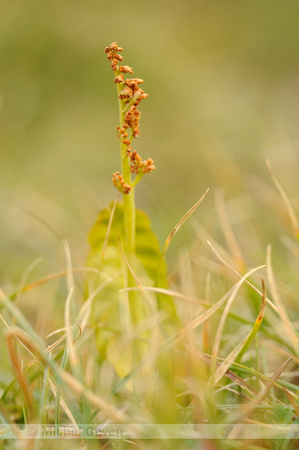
[235, 278, 267, 365]
[227, 357, 293, 438]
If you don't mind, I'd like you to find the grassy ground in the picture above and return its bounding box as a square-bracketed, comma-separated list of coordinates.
[1, 160, 299, 449]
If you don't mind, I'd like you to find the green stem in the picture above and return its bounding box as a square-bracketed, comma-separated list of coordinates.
[123, 188, 135, 253]
[116, 80, 136, 257]
[115, 75, 142, 331]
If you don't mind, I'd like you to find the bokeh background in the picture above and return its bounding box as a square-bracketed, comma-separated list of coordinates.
[1, 0, 299, 300]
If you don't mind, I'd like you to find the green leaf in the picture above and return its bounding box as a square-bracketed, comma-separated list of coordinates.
[87, 201, 167, 283]
[265, 404, 294, 424]
[86, 202, 180, 375]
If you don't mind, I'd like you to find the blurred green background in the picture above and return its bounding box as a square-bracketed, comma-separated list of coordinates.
[1, 0, 299, 291]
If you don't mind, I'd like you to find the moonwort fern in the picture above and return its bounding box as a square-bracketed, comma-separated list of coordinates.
[87, 43, 180, 379]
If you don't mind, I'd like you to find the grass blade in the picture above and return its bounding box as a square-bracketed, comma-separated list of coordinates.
[227, 358, 293, 438]
[161, 188, 209, 259]
[235, 277, 267, 365]
[266, 245, 299, 348]
[206, 239, 277, 312]
[266, 158, 299, 241]
[215, 188, 244, 268]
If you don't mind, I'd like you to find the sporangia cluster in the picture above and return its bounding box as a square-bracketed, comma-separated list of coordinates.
[105, 42, 155, 195]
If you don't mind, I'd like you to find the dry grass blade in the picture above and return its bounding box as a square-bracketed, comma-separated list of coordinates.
[181, 265, 264, 341]
[63, 240, 74, 293]
[266, 245, 299, 347]
[2, 314, 79, 425]
[11, 267, 101, 300]
[7, 327, 128, 424]
[46, 327, 69, 339]
[258, 278, 267, 320]
[211, 334, 249, 387]
[63, 240, 79, 370]
[5, 332, 34, 420]
[264, 357, 293, 390]
[120, 286, 208, 306]
[211, 267, 251, 368]
[64, 286, 77, 367]
[202, 273, 212, 354]
[266, 158, 299, 240]
[215, 189, 244, 268]
[100, 193, 119, 266]
[161, 188, 209, 258]
[1, 313, 76, 372]
[206, 240, 277, 312]
[198, 353, 258, 397]
[29, 326, 81, 371]
[0, 314, 36, 360]
[16, 256, 43, 299]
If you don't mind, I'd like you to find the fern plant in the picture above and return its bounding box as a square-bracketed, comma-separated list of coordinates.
[87, 43, 180, 379]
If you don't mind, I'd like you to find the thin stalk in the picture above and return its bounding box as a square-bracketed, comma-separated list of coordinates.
[106, 43, 153, 363]
[117, 91, 136, 256]
[115, 76, 142, 334]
